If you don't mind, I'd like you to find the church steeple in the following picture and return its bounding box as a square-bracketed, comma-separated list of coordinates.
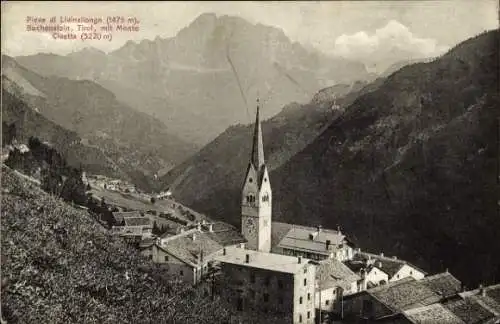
[251, 99, 265, 170]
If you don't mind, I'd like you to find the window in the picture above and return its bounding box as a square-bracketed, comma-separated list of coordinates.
[299, 297, 303, 304]
[164, 255, 169, 262]
[264, 276, 271, 286]
[250, 273, 255, 283]
[249, 178, 253, 183]
[180, 270, 184, 276]
[304, 278, 307, 286]
[279, 296, 283, 305]
[307, 311, 310, 319]
[410, 271, 413, 275]
[263, 293, 269, 302]
[307, 293, 311, 301]
[278, 279, 283, 289]
[304, 267, 307, 274]
[325, 300, 329, 305]
[299, 314, 302, 323]
[397, 274, 400, 279]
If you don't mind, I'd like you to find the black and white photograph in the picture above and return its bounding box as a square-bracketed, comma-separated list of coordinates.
[1, 1, 499, 323]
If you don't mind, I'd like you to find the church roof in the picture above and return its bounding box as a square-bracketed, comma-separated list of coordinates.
[251, 102, 265, 171]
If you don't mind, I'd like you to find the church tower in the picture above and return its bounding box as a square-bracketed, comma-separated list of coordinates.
[241, 100, 272, 252]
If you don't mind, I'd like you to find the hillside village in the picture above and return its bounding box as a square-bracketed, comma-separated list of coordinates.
[1, 4, 498, 323]
[57, 103, 498, 324]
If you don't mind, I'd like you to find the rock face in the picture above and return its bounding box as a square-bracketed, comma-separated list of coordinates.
[16, 13, 371, 146]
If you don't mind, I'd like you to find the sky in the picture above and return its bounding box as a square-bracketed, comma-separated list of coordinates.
[1, 0, 498, 63]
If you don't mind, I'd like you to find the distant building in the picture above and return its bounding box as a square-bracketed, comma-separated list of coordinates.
[315, 257, 361, 314]
[454, 283, 500, 319]
[345, 251, 426, 290]
[341, 272, 462, 321]
[214, 245, 316, 324]
[111, 212, 153, 242]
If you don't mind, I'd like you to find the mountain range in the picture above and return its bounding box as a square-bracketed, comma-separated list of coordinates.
[15, 13, 374, 146]
[161, 29, 500, 287]
[2, 55, 197, 189]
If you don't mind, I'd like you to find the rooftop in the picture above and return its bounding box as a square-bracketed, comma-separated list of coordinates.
[316, 258, 360, 290]
[202, 222, 246, 247]
[158, 229, 223, 267]
[112, 211, 144, 223]
[273, 222, 347, 255]
[123, 217, 152, 227]
[444, 297, 495, 323]
[404, 303, 465, 324]
[354, 252, 427, 277]
[420, 272, 462, 298]
[460, 284, 500, 316]
[369, 277, 442, 312]
[214, 246, 311, 274]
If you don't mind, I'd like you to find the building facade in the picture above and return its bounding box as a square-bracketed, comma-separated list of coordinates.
[215, 246, 316, 324]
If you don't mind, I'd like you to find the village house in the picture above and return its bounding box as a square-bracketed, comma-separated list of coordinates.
[344, 251, 426, 290]
[111, 211, 153, 242]
[214, 245, 316, 324]
[340, 272, 462, 321]
[314, 257, 361, 315]
[452, 283, 500, 320]
[139, 221, 246, 285]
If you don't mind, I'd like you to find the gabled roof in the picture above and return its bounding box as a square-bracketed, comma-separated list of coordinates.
[369, 277, 442, 312]
[354, 252, 427, 278]
[157, 229, 223, 267]
[214, 246, 311, 274]
[404, 304, 465, 324]
[203, 222, 246, 247]
[420, 272, 462, 298]
[444, 297, 495, 323]
[272, 222, 346, 255]
[112, 211, 143, 223]
[316, 258, 360, 290]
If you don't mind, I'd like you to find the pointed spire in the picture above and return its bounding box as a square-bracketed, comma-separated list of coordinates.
[251, 99, 265, 169]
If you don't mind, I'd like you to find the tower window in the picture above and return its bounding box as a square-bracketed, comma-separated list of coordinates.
[249, 178, 253, 183]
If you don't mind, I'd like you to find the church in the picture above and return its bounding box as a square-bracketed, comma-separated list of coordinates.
[240, 100, 355, 261]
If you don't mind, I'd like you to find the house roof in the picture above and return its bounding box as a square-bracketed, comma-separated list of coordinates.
[112, 211, 144, 223]
[203, 222, 246, 247]
[272, 222, 346, 255]
[444, 298, 495, 323]
[420, 272, 462, 298]
[214, 246, 311, 274]
[158, 229, 223, 267]
[369, 277, 442, 312]
[460, 284, 500, 316]
[404, 304, 465, 324]
[354, 252, 427, 278]
[123, 217, 152, 227]
[316, 258, 361, 290]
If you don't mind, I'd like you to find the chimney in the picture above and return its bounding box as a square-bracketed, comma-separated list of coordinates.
[356, 248, 361, 253]
[326, 240, 331, 250]
[240, 243, 245, 249]
[245, 254, 250, 263]
[208, 224, 213, 232]
[479, 284, 486, 297]
[380, 253, 384, 257]
[317, 225, 322, 233]
[202, 220, 206, 225]
[392, 256, 397, 260]
[192, 233, 196, 241]
[196, 222, 202, 231]
[298, 256, 302, 264]
[377, 261, 382, 268]
[223, 248, 226, 255]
